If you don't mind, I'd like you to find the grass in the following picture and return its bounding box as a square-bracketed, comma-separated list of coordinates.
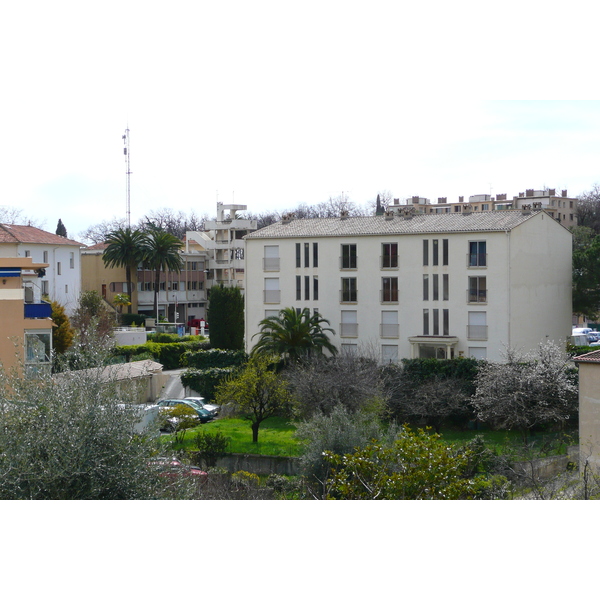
[163, 416, 303, 456]
[162, 416, 577, 461]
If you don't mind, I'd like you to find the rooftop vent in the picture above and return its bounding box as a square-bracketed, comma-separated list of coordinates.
[281, 213, 294, 224]
[384, 210, 395, 220]
[340, 210, 349, 219]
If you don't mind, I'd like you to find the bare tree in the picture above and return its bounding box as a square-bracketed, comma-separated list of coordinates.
[285, 353, 384, 417]
[0, 206, 45, 229]
[78, 217, 129, 245]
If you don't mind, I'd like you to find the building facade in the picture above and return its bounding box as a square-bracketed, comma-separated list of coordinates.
[399, 188, 577, 226]
[0, 224, 83, 314]
[244, 209, 572, 363]
[0, 256, 54, 375]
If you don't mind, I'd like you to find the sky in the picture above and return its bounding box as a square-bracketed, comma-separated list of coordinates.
[2, 1, 600, 243]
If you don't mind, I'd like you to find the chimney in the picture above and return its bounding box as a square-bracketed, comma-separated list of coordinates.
[562, 190, 568, 197]
[437, 197, 447, 204]
[458, 196, 464, 203]
[412, 196, 420, 204]
[496, 193, 507, 201]
[526, 189, 534, 197]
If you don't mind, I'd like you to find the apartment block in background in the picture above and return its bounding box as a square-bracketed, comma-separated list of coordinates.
[244, 208, 572, 364]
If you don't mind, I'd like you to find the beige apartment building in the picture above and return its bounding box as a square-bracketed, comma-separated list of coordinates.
[400, 188, 577, 226]
[0, 256, 54, 375]
[244, 208, 572, 363]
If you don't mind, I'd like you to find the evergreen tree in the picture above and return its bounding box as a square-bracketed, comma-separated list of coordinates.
[207, 284, 244, 350]
[56, 219, 67, 238]
[50, 300, 75, 354]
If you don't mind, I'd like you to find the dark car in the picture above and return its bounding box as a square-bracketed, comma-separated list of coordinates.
[156, 398, 214, 423]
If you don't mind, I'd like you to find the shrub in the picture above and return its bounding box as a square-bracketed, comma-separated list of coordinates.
[120, 313, 147, 327]
[194, 431, 231, 467]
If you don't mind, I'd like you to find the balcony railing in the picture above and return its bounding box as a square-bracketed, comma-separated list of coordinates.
[24, 301, 52, 319]
[263, 257, 280, 271]
[467, 290, 487, 303]
[264, 290, 281, 303]
[380, 323, 399, 338]
[467, 325, 488, 340]
[340, 323, 358, 337]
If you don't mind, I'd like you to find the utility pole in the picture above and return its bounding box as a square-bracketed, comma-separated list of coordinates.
[122, 127, 131, 227]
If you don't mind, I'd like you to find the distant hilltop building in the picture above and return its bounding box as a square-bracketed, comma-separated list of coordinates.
[391, 188, 577, 226]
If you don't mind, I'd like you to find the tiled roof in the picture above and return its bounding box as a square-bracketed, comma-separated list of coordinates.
[0, 223, 84, 246]
[574, 350, 600, 363]
[244, 210, 548, 240]
[83, 242, 108, 252]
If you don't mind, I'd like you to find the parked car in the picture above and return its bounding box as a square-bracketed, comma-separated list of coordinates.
[156, 398, 214, 423]
[149, 457, 207, 479]
[588, 331, 600, 343]
[184, 396, 220, 416]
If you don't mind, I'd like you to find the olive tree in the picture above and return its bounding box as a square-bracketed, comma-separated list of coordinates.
[0, 363, 179, 499]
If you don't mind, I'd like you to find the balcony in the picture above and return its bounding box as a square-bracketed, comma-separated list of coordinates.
[24, 301, 52, 319]
[467, 325, 488, 341]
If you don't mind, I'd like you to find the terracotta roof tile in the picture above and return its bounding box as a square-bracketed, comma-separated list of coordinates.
[574, 350, 600, 363]
[0, 223, 84, 246]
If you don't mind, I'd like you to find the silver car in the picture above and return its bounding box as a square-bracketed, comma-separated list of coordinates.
[184, 396, 220, 416]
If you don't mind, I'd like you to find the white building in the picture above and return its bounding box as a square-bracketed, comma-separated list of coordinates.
[244, 208, 572, 363]
[0, 224, 84, 315]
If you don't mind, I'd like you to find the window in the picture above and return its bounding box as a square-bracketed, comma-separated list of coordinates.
[313, 243, 319, 268]
[70, 252, 74, 269]
[341, 277, 357, 302]
[24, 331, 52, 376]
[423, 274, 429, 301]
[467, 311, 487, 340]
[423, 309, 429, 335]
[295, 243, 301, 268]
[57, 262, 62, 275]
[443, 274, 449, 301]
[468, 276, 487, 303]
[263, 246, 279, 271]
[381, 311, 399, 338]
[296, 276, 301, 300]
[304, 243, 310, 268]
[42, 281, 49, 295]
[264, 278, 280, 303]
[25, 250, 31, 258]
[304, 275, 310, 301]
[423, 240, 429, 266]
[341, 244, 357, 269]
[381, 345, 399, 364]
[443, 239, 448, 266]
[313, 276, 319, 301]
[340, 310, 358, 337]
[432, 239, 439, 266]
[469, 347, 487, 360]
[443, 308, 449, 335]
[382, 243, 398, 268]
[433, 308, 439, 335]
[468, 241, 487, 267]
[432, 274, 439, 301]
[382, 277, 398, 302]
[43, 251, 48, 263]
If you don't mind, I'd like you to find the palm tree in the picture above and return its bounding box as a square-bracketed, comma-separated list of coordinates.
[102, 228, 147, 313]
[143, 226, 184, 320]
[251, 307, 337, 362]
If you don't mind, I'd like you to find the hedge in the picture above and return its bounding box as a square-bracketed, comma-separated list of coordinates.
[181, 349, 247, 369]
[180, 367, 237, 400]
[114, 340, 210, 370]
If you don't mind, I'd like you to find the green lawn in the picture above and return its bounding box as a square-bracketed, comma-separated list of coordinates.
[164, 416, 304, 456]
[162, 417, 576, 461]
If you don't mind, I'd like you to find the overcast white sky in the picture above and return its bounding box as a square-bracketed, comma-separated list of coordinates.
[2, 1, 600, 242]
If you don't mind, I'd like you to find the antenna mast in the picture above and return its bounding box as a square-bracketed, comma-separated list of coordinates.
[122, 127, 131, 227]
